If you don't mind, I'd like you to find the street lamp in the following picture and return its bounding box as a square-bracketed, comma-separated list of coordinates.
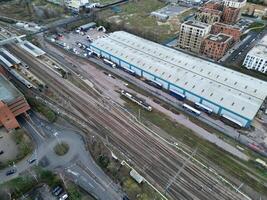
[54, 132, 61, 145]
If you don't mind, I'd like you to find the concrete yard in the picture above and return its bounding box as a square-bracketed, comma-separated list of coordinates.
[0, 128, 18, 163]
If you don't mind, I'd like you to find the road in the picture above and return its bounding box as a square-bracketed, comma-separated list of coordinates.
[39, 37, 250, 161]
[7, 44, 252, 200]
[222, 28, 267, 66]
[0, 111, 124, 200]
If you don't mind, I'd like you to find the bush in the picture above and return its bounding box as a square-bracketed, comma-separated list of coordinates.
[53, 143, 69, 156]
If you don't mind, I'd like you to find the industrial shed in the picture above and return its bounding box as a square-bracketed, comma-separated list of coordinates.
[0, 48, 21, 67]
[19, 41, 45, 57]
[90, 31, 267, 127]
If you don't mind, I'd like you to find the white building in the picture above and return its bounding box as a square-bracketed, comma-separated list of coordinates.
[243, 35, 267, 74]
[178, 20, 211, 53]
[65, 0, 89, 10]
[90, 31, 267, 127]
[222, 0, 246, 9]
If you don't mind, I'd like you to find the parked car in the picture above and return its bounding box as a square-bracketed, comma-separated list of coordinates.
[52, 186, 61, 194]
[28, 158, 37, 164]
[6, 169, 16, 176]
[123, 196, 130, 200]
[54, 187, 63, 196]
[59, 193, 68, 200]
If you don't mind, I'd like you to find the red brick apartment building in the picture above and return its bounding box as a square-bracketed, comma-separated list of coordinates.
[211, 22, 241, 42]
[0, 74, 30, 131]
[201, 33, 233, 60]
[200, 1, 242, 24]
[221, 6, 241, 24]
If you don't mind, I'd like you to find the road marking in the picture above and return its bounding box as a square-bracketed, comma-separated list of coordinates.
[67, 169, 79, 176]
[25, 118, 45, 140]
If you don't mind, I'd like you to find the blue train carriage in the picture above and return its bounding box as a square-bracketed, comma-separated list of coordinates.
[169, 88, 186, 101]
[220, 114, 243, 129]
[182, 103, 201, 116]
[103, 58, 116, 68]
[146, 79, 163, 89]
[124, 68, 136, 76]
[194, 102, 213, 114]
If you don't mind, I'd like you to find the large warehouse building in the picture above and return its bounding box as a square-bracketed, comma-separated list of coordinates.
[90, 31, 267, 127]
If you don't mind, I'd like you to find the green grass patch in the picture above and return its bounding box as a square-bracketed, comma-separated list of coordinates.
[66, 181, 97, 200]
[0, 129, 33, 169]
[27, 97, 57, 122]
[0, 168, 62, 199]
[96, 0, 179, 43]
[122, 97, 267, 195]
[248, 22, 266, 32]
[53, 142, 69, 156]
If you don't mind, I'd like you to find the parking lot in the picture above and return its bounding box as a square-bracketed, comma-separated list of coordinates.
[49, 25, 106, 57]
[0, 128, 18, 163]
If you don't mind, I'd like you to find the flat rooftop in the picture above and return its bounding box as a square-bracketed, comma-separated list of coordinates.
[199, 7, 222, 15]
[183, 20, 211, 29]
[0, 74, 22, 104]
[247, 44, 267, 58]
[0, 48, 21, 67]
[206, 33, 232, 42]
[259, 34, 267, 45]
[151, 5, 188, 17]
[19, 41, 46, 57]
[91, 31, 267, 120]
[213, 22, 241, 31]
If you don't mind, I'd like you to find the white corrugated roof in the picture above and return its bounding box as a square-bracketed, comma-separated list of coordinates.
[0, 48, 21, 65]
[91, 31, 267, 120]
[19, 41, 46, 57]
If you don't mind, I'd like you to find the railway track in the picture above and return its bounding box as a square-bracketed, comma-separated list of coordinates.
[8, 45, 249, 200]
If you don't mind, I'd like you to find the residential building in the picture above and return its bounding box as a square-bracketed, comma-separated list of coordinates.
[211, 22, 241, 42]
[222, 0, 247, 9]
[201, 33, 233, 60]
[178, 20, 211, 53]
[221, 6, 241, 24]
[195, 7, 222, 24]
[243, 35, 267, 74]
[201, 0, 245, 24]
[203, 1, 223, 10]
[0, 74, 30, 131]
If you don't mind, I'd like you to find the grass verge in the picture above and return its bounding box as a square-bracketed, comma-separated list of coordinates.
[122, 97, 267, 196]
[54, 142, 69, 156]
[0, 129, 33, 170]
[88, 138, 163, 200]
[0, 167, 61, 199]
[27, 97, 57, 122]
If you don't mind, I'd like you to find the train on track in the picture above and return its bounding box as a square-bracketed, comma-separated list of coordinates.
[121, 89, 152, 111]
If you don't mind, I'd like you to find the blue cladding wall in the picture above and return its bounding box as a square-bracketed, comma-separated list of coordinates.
[89, 45, 252, 128]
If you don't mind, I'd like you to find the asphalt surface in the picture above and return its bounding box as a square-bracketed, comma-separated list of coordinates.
[0, 111, 124, 200]
[41, 34, 251, 160]
[9, 44, 253, 200]
[222, 29, 267, 66]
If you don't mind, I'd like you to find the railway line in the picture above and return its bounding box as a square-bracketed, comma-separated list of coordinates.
[7, 44, 249, 200]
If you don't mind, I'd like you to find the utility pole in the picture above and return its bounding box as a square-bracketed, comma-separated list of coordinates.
[164, 147, 198, 194]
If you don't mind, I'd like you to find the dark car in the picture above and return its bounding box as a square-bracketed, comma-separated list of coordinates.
[123, 196, 130, 200]
[54, 187, 63, 196]
[6, 169, 16, 176]
[28, 158, 37, 164]
[0, 150, 4, 155]
[52, 186, 61, 194]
